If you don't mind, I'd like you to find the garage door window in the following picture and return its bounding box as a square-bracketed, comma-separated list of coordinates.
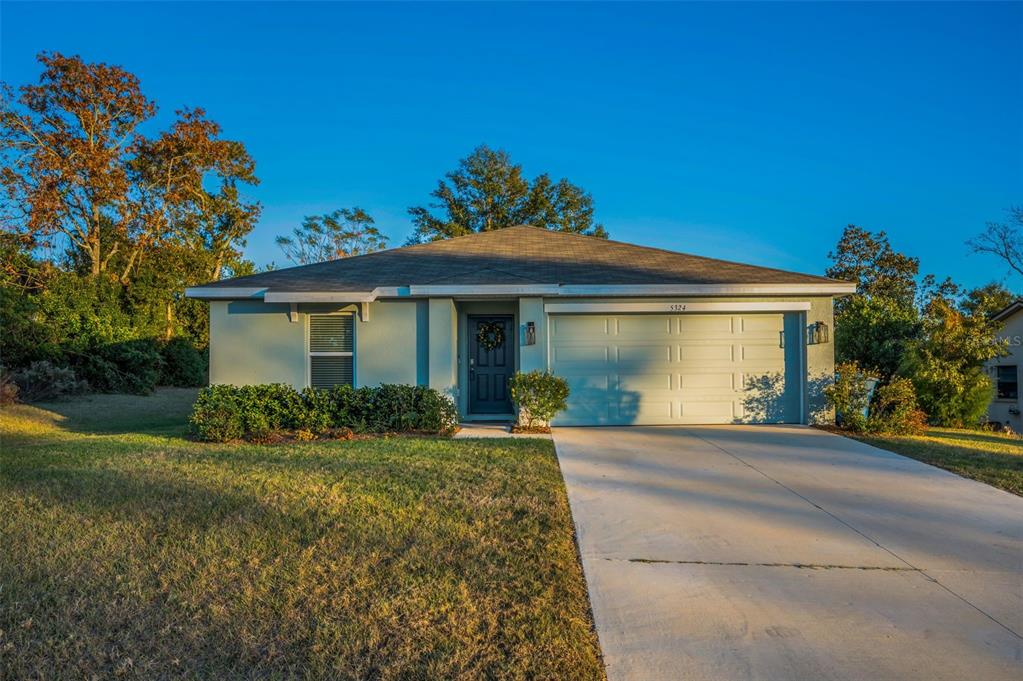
[309, 314, 354, 388]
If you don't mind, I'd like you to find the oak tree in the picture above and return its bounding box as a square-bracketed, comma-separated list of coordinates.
[407, 145, 606, 243]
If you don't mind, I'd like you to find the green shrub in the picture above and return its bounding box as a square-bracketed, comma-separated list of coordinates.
[190, 385, 244, 442]
[77, 339, 164, 394]
[299, 387, 334, 433]
[509, 371, 570, 429]
[159, 337, 207, 387]
[0, 369, 18, 405]
[823, 361, 871, 431]
[188, 383, 459, 442]
[10, 361, 89, 402]
[867, 377, 927, 435]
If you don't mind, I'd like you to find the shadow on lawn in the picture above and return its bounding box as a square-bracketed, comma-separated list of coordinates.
[23, 387, 199, 436]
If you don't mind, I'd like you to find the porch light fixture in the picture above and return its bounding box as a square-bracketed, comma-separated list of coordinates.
[524, 321, 536, 346]
[807, 321, 830, 345]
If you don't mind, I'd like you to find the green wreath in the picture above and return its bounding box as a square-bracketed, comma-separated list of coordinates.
[476, 321, 505, 351]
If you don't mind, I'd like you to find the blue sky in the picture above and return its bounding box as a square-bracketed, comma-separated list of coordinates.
[2, 2, 1021, 288]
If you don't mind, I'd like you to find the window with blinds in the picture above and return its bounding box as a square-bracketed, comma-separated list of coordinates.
[309, 314, 354, 388]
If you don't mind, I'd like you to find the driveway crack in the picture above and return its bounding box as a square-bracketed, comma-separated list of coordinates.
[613, 558, 921, 571]
[685, 429, 1023, 641]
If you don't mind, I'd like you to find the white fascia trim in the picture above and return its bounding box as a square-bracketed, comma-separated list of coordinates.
[554, 283, 857, 296]
[545, 301, 813, 314]
[265, 291, 378, 303]
[408, 284, 563, 297]
[184, 286, 267, 299]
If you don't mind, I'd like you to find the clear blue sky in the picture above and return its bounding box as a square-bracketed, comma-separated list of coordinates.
[3, 2, 1021, 288]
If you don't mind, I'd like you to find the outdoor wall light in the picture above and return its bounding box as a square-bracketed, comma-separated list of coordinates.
[807, 321, 830, 345]
[524, 321, 536, 346]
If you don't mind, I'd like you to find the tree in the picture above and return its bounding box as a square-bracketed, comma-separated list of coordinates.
[1, 52, 156, 278]
[276, 208, 387, 265]
[826, 225, 922, 377]
[407, 145, 606, 243]
[900, 295, 1004, 427]
[968, 206, 1023, 279]
[826, 225, 920, 314]
[960, 282, 1018, 318]
[1, 54, 260, 286]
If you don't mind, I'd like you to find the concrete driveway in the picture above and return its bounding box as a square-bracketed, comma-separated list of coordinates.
[553, 426, 1023, 681]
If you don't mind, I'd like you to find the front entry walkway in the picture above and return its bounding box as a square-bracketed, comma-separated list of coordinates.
[553, 426, 1023, 681]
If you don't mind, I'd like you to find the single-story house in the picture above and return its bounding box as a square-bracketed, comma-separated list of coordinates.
[186, 226, 855, 426]
[986, 300, 1022, 432]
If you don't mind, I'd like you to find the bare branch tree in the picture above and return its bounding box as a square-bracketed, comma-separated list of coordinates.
[967, 206, 1023, 278]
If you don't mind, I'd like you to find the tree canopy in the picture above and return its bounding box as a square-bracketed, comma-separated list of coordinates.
[406, 145, 606, 243]
[276, 208, 388, 265]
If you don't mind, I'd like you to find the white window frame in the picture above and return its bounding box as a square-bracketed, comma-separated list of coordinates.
[306, 312, 356, 388]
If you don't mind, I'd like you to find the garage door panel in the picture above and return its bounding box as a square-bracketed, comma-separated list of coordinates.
[619, 372, 673, 391]
[681, 400, 736, 421]
[550, 313, 799, 426]
[680, 315, 734, 334]
[552, 345, 608, 363]
[552, 315, 610, 337]
[617, 345, 672, 363]
[740, 315, 784, 332]
[617, 316, 673, 336]
[681, 372, 736, 390]
[740, 344, 784, 362]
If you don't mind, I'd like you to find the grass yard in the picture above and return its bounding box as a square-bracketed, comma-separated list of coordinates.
[849, 427, 1023, 496]
[0, 389, 604, 680]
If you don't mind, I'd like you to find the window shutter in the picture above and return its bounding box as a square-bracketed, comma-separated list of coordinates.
[311, 356, 353, 389]
[309, 314, 354, 388]
[310, 315, 353, 353]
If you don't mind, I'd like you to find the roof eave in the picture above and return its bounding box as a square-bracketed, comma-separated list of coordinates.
[185, 282, 856, 301]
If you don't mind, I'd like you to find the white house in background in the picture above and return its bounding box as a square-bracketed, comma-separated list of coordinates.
[986, 300, 1023, 432]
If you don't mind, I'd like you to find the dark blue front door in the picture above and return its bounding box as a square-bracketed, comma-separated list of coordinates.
[469, 315, 514, 415]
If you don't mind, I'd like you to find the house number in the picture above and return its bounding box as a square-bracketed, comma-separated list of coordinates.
[668, 304, 687, 312]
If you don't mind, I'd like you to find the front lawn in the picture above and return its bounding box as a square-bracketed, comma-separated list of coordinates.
[848, 428, 1023, 496]
[0, 390, 604, 680]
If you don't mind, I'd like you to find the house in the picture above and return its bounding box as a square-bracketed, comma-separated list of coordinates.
[186, 226, 855, 426]
[986, 300, 1022, 432]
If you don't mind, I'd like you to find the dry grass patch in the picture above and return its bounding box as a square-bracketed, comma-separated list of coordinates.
[847, 427, 1023, 496]
[0, 390, 604, 680]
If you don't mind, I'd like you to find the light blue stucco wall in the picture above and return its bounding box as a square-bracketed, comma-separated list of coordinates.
[356, 300, 427, 387]
[208, 299, 427, 389]
[428, 298, 458, 400]
[518, 297, 547, 373]
[210, 300, 307, 388]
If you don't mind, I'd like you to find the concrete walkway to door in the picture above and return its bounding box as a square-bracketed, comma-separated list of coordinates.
[553, 426, 1023, 681]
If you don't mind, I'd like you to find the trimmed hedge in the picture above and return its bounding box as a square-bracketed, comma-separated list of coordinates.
[190, 383, 460, 442]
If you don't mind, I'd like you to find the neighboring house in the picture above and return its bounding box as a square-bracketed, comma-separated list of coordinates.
[986, 300, 1023, 432]
[186, 226, 855, 426]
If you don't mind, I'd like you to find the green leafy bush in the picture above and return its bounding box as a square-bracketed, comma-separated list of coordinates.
[823, 361, 871, 432]
[76, 340, 164, 394]
[10, 361, 89, 402]
[867, 377, 927, 435]
[190, 385, 244, 442]
[509, 370, 570, 429]
[189, 383, 459, 442]
[159, 337, 207, 387]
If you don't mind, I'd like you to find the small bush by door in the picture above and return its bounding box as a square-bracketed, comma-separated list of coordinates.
[509, 371, 570, 432]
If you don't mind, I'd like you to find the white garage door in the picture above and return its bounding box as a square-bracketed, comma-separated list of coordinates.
[549, 313, 801, 425]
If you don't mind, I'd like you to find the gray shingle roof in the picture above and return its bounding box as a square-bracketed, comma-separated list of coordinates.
[199, 225, 847, 292]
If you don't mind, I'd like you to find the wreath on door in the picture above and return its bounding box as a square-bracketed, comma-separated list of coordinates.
[476, 321, 505, 351]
